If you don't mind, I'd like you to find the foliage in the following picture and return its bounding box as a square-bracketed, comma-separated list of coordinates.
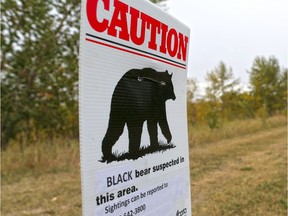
[187, 78, 197, 102]
[249, 56, 286, 115]
[205, 108, 221, 130]
[256, 104, 269, 124]
[205, 62, 240, 120]
[205, 62, 240, 102]
[1, 0, 80, 149]
[1, 0, 287, 150]
[187, 58, 287, 128]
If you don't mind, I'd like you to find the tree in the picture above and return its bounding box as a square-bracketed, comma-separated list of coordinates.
[187, 78, 198, 102]
[206, 62, 240, 102]
[1, 0, 80, 149]
[205, 62, 240, 120]
[0, 0, 170, 149]
[249, 56, 284, 115]
[276, 68, 287, 111]
[186, 78, 198, 125]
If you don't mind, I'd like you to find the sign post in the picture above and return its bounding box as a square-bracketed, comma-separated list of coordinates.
[79, 0, 191, 215]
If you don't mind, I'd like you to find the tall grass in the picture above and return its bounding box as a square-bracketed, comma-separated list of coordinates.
[188, 115, 287, 146]
[2, 115, 286, 183]
[1, 139, 80, 183]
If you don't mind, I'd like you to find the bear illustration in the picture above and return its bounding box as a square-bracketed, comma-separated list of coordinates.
[102, 67, 176, 162]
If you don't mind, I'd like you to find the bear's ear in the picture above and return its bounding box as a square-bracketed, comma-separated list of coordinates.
[165, 70, 168, 74]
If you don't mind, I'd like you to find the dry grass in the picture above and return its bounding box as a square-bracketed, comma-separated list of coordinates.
[1, 140, 80, 184]
[1, 115, 287, 215]
[190, 115, 287, 215]
[1, 170, 82, 216]
[1, 140, 81, 215]
[189, 115, 287, 146]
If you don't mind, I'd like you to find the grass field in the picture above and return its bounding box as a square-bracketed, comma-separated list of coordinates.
[1, 115, 287, 215]
[189, 116, 287, 215]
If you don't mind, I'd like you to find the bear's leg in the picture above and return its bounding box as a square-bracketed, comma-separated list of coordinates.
[159, 119, 172, 144]
[158, 104, 172, 144]
[147, 120, 159, 148]
[127, 120, 143, 159]
[102, 117, 125, 161]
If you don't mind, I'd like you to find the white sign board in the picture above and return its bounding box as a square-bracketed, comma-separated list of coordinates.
[79, 0, 191, 215]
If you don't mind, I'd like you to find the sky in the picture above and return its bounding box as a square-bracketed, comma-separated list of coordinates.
[166, 0, 288, 94]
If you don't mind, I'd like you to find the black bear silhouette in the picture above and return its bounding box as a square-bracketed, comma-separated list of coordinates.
[102, 68, 176, 162]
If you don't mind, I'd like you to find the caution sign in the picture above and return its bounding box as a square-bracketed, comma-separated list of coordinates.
[79, 0, 191, 215]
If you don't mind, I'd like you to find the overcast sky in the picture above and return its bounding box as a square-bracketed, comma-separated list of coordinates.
[166, 0, 288, 91]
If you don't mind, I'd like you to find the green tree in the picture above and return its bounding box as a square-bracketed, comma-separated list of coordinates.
[0, 0, 168, 149]
[205, 61, 240, 119]
[206, 62, 240, 101]
[249, 56, 284, 115]
[276, 68, 287, 112]
[1, 0, 80, 149]
[206, 108, 221, 130]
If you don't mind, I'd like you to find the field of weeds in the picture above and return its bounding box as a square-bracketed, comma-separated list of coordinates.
[1, 115, 287, 215]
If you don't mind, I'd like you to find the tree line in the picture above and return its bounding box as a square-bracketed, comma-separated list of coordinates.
[187, 58, 287, 130]
[1, 0, 287, 150]
[0, 0, 168, 149]
[1, 0, 80, 149]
